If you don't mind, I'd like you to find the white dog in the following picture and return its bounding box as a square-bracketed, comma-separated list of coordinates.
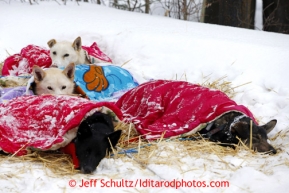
[47, 37, 90, 68]
[31, 63, 76, 95]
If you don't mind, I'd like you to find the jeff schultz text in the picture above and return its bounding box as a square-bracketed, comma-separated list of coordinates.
[72, 179, 230, 189]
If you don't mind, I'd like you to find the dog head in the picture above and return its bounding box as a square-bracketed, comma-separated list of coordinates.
[75, 112, 122, 174]
[230, 116, 277, 154]
[47, 37, 84, 68]
[32, 63, 75, 95]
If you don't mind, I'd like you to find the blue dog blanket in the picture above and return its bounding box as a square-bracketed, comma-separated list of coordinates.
[23, 64, 139, 102]
[73, 64, 139, 101]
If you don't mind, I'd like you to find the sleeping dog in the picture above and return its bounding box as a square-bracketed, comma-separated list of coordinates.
[75, 112, 122, 174]
[200, 111, 277, 154]
[115, 80, 278, 154]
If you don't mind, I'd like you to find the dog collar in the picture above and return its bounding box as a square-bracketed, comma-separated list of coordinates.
[229, 114, 246, 133]
[225, 114, 247, 143]
[204, 114, 247, 143]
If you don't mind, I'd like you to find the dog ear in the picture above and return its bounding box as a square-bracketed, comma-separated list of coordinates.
[62, 63, 75, 81]
[261, 119, 277, 134]
[107, 130, 122, 147]
[77, 120, 92, 141]
[72, 37, 82, 51]
[47, 39, 56, 48]
[32, 65, 46, 82]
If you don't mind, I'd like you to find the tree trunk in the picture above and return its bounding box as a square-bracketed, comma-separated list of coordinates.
[241, 0, 256, 29]
[263, 0, 289, 34]
[202, 0, 219, 24]
[203, 0, 255, 29]
[182, 0, 187, 20]
[177, 0, 181, 19]
[145, 0, 150, 14]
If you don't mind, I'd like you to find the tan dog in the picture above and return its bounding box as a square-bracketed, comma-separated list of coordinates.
[32, 63, 76, 95]
[47, 37, 90, 68]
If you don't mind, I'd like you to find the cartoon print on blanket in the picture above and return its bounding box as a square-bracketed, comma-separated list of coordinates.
[2, 43, 112, 76]
[73, 64, 139, 101]
[115, 80, 257, 140]
[0, 95, 123, 156]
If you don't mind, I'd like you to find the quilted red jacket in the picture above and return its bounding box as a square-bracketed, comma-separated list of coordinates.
[0, 95, 122, 155]
[116, 80, 257, 140]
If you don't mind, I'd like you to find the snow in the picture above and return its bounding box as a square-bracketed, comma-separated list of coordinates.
[0, 1, 289, 193]
[65, 111, 75, 123]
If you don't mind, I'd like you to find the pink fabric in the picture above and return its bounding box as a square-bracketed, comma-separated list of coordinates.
[0, 95, 123, 155]
[2, 43, 112, 76]
[2, 45, 51, 76]
[1, 54, 21, 76]
[82, 42, 112, 63]
[116, 80, 257, 140]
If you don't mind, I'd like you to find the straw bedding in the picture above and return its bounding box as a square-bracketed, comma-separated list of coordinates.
[0, 61, 285, 177]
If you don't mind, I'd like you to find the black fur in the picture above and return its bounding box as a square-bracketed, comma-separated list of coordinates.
[30, 81, 37, 95]
[75, 112, 122, 174]
[200, 112, 277, 154]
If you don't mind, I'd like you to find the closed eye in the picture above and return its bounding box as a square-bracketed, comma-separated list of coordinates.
[62, 86, 66, 90]
[52, 51, 56, 55]
[252, 137, 260, 143]
[63, 54, 69, 57]
[47, 86, 53, 90]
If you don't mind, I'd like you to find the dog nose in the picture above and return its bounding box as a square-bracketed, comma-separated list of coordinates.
[81, 166, 94, 174]
[265, 145, 277, 154]
[50, 64, 58, 68]
[270, 147, 277, 154]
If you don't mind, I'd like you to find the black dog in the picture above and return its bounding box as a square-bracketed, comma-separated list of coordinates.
[200, 112, 277, 154]
[75, 112, 122, 174]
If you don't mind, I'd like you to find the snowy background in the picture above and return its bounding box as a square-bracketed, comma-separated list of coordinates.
[0, 1, 289, 192]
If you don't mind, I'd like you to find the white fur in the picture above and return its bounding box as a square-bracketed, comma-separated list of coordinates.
[48, 37, 87, 68]
[32, 64, 75, 95]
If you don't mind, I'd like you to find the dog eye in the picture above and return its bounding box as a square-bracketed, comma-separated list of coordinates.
[63, 54, 69, 57]
[47, 86, 53, 90]
[252, 137, 260, 142]
[52, 51, 56, 55]
[62, 86, 66, 90]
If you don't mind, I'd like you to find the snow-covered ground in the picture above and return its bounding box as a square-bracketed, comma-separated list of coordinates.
[0, 1, 289, 192]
